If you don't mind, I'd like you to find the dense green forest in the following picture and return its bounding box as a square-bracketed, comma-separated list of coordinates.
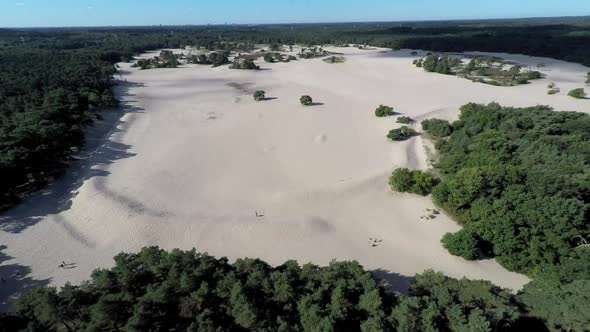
[402, 103, 589, 330]
[0, 246, 546, 332]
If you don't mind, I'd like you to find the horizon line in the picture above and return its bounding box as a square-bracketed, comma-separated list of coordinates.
[2, 14, 589, 30]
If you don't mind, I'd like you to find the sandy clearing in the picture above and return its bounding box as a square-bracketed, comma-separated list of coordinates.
[1, 46, 588, 310]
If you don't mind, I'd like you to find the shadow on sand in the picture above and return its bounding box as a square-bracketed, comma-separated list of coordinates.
[371, 268, 415, 294]
[0, 80, 145, 234]
[0, 245, 51, 312]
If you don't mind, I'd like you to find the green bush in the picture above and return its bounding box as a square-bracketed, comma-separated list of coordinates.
[253, 90, 266, 101]
[441, 231, 480, 260]
[387, 126, 416, 141]
[389, 168, 437, 195]
[396, 116, 414, 124]
[421, 118, 453, 137]
[300, 95, 313, 106]
[568, 88, 586, 99]
[374, 105, 395, 117]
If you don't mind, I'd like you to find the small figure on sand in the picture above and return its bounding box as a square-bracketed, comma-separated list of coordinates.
[370, 238, 383, 247]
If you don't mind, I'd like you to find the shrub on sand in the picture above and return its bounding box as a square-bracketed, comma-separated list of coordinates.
[568, 88, 586, 99]
[375, 105, 395, 117]
[253, 90, 266, 101]
[300, 95, 313, 106]
[387, 126, 416, 141]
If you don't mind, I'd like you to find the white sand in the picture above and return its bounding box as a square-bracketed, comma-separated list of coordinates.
[1, 47, 588, 309]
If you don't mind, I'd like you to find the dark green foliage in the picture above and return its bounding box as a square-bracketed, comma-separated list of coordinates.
[0, 43, 117, 209]
[132, 50, 180, 69]
[420, 54, 461, 74]
[300, 95, 313, 106]
[9, 247, 533, 331]
[263, 53, 276, 63]
[229, 58, 260, 70]
[387, 126, 416, 141]
[253, 90, 266, 101]
[10, 247, 391, 331]
[441, 230, 481, 260]
[391, 270, 521, 331]
[421, 118, 453, 137]
[431, 103, 590, 276]
[396, 116, 414, 124]
[568, 88, 586, 99]
[517, 249, 590, 330]
[389, 168, 437, 196]
[374, 105, 395, 117]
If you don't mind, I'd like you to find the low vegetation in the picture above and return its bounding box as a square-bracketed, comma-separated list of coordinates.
[229, 58, 260, 70]
[387, 126, 416, 141]
[253, 90, 266, 101]
[396, 116, 414, 124]
[186, 51, 230, 67]
[546, 82, 560, 95]
[132, 50, 180, 69]
[0, 246, 543, 331]
[323, 55, 345, 64]
[568, 88, 586, 99]
[421, 118, 453, 138]
[300, 95, 313, 106]
[374, 105, 395, 117]
[389, 168, 437, 196]
[415, 54, 543, 86]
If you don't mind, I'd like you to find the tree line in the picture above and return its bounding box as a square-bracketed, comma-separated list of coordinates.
[0, 246, 550, 332]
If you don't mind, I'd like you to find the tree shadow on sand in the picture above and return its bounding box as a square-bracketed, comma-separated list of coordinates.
[0, 80, 145, 234]
[371, 268, 415, 294]
[0, 245, 50, 312]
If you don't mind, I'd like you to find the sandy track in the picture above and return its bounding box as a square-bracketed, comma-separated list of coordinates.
[1, 47, 588, 310]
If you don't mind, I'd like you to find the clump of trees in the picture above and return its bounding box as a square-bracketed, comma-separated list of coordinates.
[416, 54, 543, 86]
[389, 168, 437, 195]
[0, 247, 547, 331]
[186, 51, 230, 67]
[387, 126, 416, 141]
[396, 116, 414, 124]
[421, 118, 453, 138]
[568, 88, 586, 99]
[132, 50, 180, 69]
[229, 58, 260, 70]
[374, 105, 395, 117]
[253, 90, 266, 101]
[429, 103, 589, 277]
[419, 54, 461, 74]
[300, 95, 313, 106]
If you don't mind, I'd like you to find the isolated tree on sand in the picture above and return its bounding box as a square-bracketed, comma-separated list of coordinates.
[253, 90, 266, 101]
[387, 126, 416, 141]
[568, 88, 586, 99]
[300, 95, 313, 106]
[374, 105, 395, 117]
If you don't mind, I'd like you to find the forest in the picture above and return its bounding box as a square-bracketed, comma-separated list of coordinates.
[0, 246, 548, 332]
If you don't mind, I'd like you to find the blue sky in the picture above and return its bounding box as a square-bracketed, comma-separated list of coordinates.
[2, 0, 590, 27]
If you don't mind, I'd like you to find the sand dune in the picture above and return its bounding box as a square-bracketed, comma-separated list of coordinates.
[1, 46, 588, 310]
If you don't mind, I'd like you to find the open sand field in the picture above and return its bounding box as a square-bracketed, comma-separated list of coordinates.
[1, 46, 588, 310]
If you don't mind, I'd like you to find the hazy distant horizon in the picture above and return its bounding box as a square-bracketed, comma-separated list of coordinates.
[3, 14, 590, 30]
[1, 0, 589, 28]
